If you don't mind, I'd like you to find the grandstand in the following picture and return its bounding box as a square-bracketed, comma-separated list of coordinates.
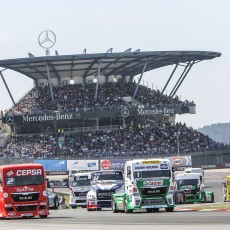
[1, 49, 229, 167]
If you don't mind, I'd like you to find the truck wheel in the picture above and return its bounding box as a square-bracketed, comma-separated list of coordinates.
[182, 194, 186, 204]
[203, 193, 206, 203]
[54, 196, 59, 209]
[165, 207, 174, 212]
[72, 206, 77, 209]
[112, 198, 118, 213]
[39, 215, 48, 218]
[124, 198, 133, 213]
[97, 208, 102, 211]
[211, 193, 214, 203]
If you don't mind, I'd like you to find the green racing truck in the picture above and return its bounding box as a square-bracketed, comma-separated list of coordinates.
[111, 158, 175, 213]
[175, 172, 214, 203]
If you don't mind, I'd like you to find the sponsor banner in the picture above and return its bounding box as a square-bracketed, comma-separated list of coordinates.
[192, 164, 221, 169]
[46, 160, 67, 171]
[223, 163, 230, 168]
[166, 156, 192, 167]
[201, 164, 218, 169]
[100, 159, 129, 171]
[187, 163, 230, 170]
[34, 159, 47, 170]
[46, 171, 69, 175]
[67, 160, 99, 171]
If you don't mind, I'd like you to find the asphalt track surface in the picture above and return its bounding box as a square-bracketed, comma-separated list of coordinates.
[0, 169, 230, 230]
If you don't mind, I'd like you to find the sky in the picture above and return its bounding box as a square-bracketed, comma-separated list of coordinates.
[0, 0, 229, 129]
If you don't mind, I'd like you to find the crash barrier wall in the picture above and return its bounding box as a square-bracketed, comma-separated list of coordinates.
[1, 150, 230, 171]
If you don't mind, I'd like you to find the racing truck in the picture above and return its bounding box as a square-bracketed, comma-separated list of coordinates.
[175, 172, 214, 203]
[69, 171, 92, 209]
[184, 168, 204, 182]
[86, 170, 124, 211]
[223, 175, 230, 202]
[111, 159, 175, 213]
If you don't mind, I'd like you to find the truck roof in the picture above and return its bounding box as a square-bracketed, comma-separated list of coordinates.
[73, 172, 92, 176]
[126, 158, 170, 165]
[0, 163, 44, 170]
[176, 172, 201, 180]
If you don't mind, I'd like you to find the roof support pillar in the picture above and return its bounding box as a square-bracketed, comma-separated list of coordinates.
[94, 61, 101, 102]
[0, 70, 16, 106]
[161, 61, 180, 95]
[45, 63, 55, 102]
[170, 60, 195, 98]
[132, 58, 149, 100]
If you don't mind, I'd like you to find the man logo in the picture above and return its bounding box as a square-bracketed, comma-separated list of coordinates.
[6, 115, 14, 124]
[121, 108, 129, 118]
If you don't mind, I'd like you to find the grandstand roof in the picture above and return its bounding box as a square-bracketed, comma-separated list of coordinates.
[0, 51, 221, 81]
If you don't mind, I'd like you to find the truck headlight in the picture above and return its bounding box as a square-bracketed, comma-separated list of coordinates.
[43, 190, 47, 196]
[3, 193, 8, 198]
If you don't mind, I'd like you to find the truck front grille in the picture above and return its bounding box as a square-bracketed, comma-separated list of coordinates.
[141, 187, 167, 196]
[15, 205, 37, 212]
[11, 192, 40, 202]
[97, 190, 115, 200]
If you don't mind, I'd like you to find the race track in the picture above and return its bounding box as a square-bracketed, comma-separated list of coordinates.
[0, 169, 229, 230]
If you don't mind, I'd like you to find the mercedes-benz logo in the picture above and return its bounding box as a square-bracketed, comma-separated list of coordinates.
[121, 108, 129, 118]
[6, 115, 14, 124]
[38, 30, 56, 49]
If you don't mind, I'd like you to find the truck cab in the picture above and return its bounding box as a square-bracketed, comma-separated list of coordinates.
[86, 170, 124, 211]
[184, 168, 204, 182]
[69, 172, 92, 209]
[175, 172, 214, 203]
[112, 159, 175, 213]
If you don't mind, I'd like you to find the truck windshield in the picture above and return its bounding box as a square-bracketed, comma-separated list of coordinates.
[4, 176, 44, 186]
[176, 179, 198, 186]
[71, 176, 91, 187]
[92, 171, 123, 181]
[134, 170, 171, 179]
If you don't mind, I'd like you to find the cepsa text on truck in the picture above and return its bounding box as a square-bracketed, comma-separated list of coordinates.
[69, 172, 92, 209]
[86, 170, 124, 211]
[0, 164, 49, 218]
[111, 159, 175, 213]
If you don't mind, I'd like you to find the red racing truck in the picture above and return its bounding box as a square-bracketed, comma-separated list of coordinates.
[0, 163, 49, 218]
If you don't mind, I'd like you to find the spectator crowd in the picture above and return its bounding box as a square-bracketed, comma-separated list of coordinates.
[5, 80, 195, 115]
[0, 122, 225, 161]
[1, 80, 215, 164]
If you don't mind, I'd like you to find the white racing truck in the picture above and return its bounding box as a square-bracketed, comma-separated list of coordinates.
[111, 159, 175, 213]
[86, 170, 124, 211]
[69, 171, 92, 209]
[175, 172, 214, 203]
[184, 168, 204, 182]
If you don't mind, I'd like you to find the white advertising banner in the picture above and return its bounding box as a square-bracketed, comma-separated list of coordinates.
[67, 160, 99, 170]
[165, 155, 192, 167]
